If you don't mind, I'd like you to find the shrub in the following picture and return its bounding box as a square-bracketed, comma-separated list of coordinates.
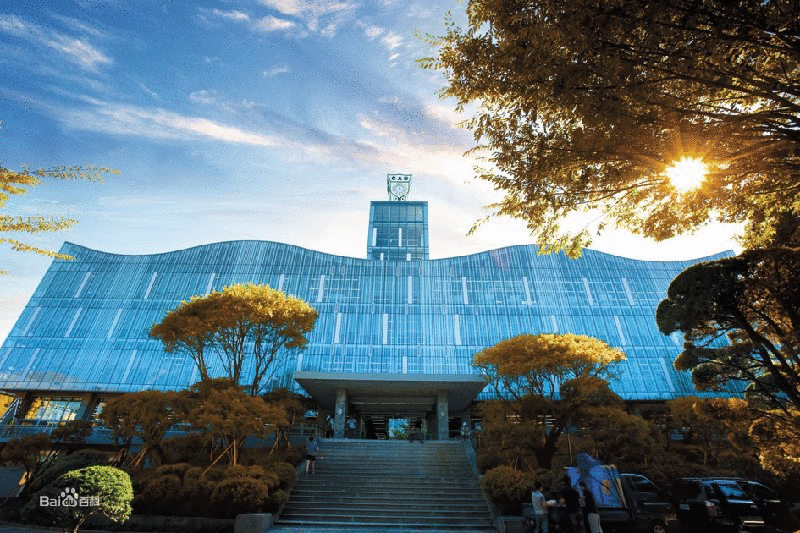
[23, 465, 133, 533]
[154, 462, 191, 480]
[481, 465, 533, 515]
[223, 464, 249, 479]
[209, 477, 270, 518]
[134, 474, 182, 515]
[26, 449, 110, 498]
[265, 488, 289, 513]
[268, 461, 298, 490]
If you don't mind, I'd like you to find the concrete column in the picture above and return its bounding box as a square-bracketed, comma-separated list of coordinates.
[437, 391, 449, 440]
[13, 392, 35, 422]
[334, 388, 347, 438]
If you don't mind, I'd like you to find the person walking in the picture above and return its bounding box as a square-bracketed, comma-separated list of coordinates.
[305, 436, 319, 474]
[579, 481, 602, 533]
[559, 476, 582, 533]
[531, 480, 550, 533]
[460, 420, 472, 440]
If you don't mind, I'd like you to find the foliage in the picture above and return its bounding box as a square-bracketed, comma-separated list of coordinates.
[133, 474, 183, 516]
[210, 477, 270, 518]
[0, 162, 117, 272]
[151, 283, 317, 395]
[422, 0, 800, 254]
[474, 333, 624, 468]
[99, 390, 182, 468]
[182, 380, 287, 467]
[574, 404, 660, 467]
[262, 388, 305, 452]
[657, 248, 800, 474]
[23, 465, 133, 533]
[480, 465, 533, 515]
[0, 420, 95, 497]
[26, 449, 110, 498]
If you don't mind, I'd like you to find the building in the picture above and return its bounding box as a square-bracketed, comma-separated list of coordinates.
[0, 175, 732, 439]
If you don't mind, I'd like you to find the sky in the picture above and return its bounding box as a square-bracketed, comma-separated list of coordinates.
[0, 0, 742, 342]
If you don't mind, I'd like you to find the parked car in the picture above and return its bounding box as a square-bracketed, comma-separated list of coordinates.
[672, 477, 799, 532]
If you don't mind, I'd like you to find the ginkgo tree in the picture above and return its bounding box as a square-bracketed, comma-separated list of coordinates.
[423, 0, 800, 254]
[150, 283, 318, 396]
[474, 333, 625, 468]
[1, 151, 117, 272]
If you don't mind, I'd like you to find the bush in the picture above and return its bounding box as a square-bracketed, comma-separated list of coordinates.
[134, 474, 182, 515]
[268, 461, 298, 490]
[265, 488, 289, 513]
[481, 465, 534, 515]
[26, 449, 110, 498]
[23, 466, 133, 532]
[154, 462, 191, 480]
[209, 477, 270, 518]
[223, 464, 249, 479]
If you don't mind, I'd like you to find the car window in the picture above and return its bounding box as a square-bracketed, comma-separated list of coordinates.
[747, 483, 780, 502]
[715, 483, 749, 499]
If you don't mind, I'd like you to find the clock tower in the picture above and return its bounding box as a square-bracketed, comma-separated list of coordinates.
[367, 174, 429, 260]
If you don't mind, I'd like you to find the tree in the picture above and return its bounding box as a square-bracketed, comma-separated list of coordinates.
[657, 248, 800, 474]
[99, 391, 182, 468]
[0, 420, 94, 497]
[1, 160, 117, 272]
[422, 1, 800, 254]
[182, 380, 288, 468]
[151, 283, 318, 396]
[23, 465, 133, 533]
[474, 333, 625, 468]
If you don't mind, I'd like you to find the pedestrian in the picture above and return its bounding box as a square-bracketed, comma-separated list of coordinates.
[305, 436, 319, 474]
[460, 421, 472, 440]
[346, 415, 357, 438]
[579, 481, 602, 533]
[559, 476, 582, 533]
[324, 415, 333, 438]
[531, 480, 550, 533]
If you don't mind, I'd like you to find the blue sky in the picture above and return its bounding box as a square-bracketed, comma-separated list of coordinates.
[0, 0, 740, 341]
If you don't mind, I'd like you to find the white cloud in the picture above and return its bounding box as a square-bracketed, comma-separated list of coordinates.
[263, 64, 291, 77]
[189, 90, 219, 105]
[364, 25, 383, 39]
[256, 15, 295, 32]
[381, 31, 403, 50]
[212, 9, 251, 22]
[51, 36, 111, 70]
[425, 104, 463, 128]
[0, 14, 111, 71]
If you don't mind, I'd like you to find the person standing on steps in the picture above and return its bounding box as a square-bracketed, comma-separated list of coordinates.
[305, 436, 319, 474]
[346, 415, 357, 438]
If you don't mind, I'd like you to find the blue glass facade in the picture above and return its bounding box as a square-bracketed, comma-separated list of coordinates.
[0, 233, 732, 405]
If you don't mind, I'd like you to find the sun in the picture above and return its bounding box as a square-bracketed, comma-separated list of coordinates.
[665, 156, 708, 193]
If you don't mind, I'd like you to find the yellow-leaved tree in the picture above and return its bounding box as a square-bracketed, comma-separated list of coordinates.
[1, 157, 117, 273]
[150, 283, 318, 396]
[474, 333, 625, 468]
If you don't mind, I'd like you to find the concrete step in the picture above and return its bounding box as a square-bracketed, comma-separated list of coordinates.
[275, 439, 492, 531]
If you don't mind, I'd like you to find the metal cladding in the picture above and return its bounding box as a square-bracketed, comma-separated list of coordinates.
[0, 239, 733, 401]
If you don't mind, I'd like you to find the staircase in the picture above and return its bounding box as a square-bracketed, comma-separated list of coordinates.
[273, 439, 495, 531]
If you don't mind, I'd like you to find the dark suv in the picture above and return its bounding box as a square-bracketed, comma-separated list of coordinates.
[673, 477, 797, 532]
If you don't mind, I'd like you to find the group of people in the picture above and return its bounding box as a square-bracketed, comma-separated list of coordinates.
[529, 475, 602, 533]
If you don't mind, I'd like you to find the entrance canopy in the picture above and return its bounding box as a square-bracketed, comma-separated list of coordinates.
[294, 372, 487, 416]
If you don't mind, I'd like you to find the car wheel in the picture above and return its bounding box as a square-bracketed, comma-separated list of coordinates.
[651, 522, 667, 533]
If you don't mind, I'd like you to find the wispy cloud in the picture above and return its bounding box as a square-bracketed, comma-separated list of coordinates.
[212, 9, 251, 23]
[380, 31, 403, 50]
[263, 64, 291, 77]
[0, 14, 111, 71]
[256, 15, 295, 32]
[257, 0, 356, 36]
